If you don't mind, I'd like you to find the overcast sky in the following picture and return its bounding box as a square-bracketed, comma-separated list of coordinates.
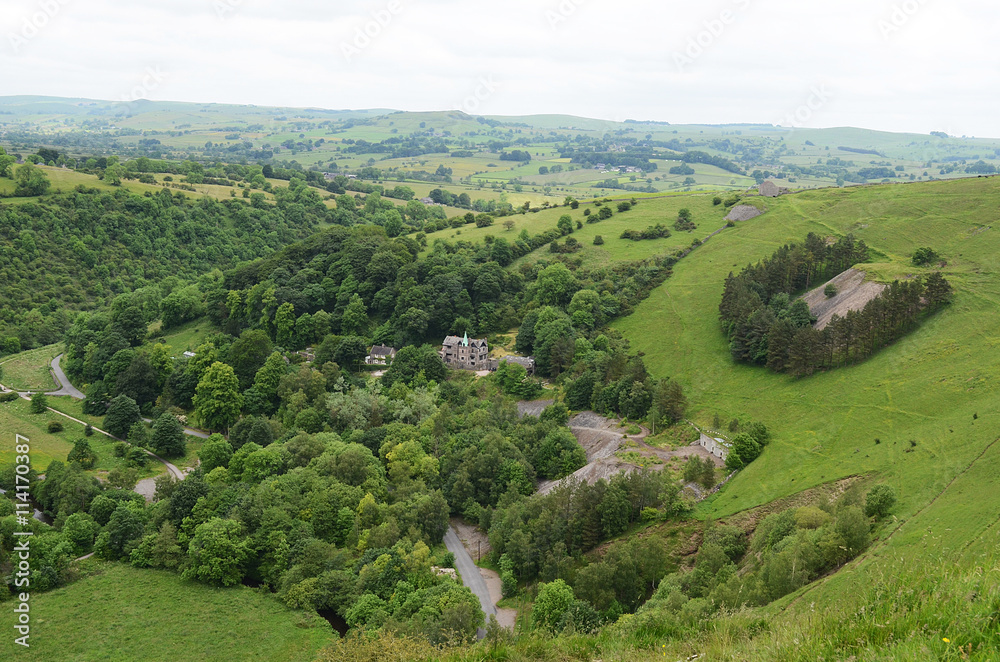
[2, 0, 998, 136]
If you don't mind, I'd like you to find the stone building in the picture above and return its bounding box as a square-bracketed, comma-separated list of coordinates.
[699, 432, 731, 460]
[366, 345, 397, 366]
[440, 333, 489, 370]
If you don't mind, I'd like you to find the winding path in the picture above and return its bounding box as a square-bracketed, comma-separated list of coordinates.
[45, 354, 85, 399]
[444, 526, 496, 640]
[1, 354, 194, 488]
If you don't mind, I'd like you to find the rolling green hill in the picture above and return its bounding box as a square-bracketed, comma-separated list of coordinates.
[4, 95, 1000, 212]
[607, 177, 1000, 657]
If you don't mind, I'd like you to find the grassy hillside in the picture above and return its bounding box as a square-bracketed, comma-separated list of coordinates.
[610, 177, 1000, 650]
[0, 343, 61, 391]
[0, 563, 333, 662]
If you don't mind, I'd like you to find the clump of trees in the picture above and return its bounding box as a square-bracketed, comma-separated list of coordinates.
[912, 247, 940, 266]
[720, 234, 953, 376]
[621, 487, 887, 636]
[674, 208, 696, 232]
[621, 225, 671, 241]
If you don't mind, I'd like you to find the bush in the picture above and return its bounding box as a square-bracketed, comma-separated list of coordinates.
[593, 235, 604, 245]
[441, 552, 455, 568]
[0, 392, 19, 403]
[864, 484, 897, 519]
[67, 438, 98, 469]
[47, 421, 64, 433]
[713, 196, 723, 205]
[84, 423, 94, 436]
[533, 579, 575, 631]
[824, 283, 838, 298]
[30, 393, 49, 414]
[501, 571, 518, 598]
[912, 247, 940, 266]
[621, 224, 670, 241]
[126, 446, 149, 468]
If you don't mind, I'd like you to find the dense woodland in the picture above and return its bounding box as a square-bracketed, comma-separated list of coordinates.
[0, 153, 704, 648]
[720, 234, 953, 375]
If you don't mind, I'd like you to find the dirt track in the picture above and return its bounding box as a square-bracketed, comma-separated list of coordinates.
[537, 412, 720, 494]
[802, 268, 886, 330]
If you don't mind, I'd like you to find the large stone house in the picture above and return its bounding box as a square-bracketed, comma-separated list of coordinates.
[440, 333, 489, 370]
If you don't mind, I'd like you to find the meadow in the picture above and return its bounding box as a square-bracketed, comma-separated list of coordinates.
[0, 343, 62, 392]
[0, 563, 334, 662]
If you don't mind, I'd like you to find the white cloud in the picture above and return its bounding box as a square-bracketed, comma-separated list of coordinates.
[1, 0, 998, 135]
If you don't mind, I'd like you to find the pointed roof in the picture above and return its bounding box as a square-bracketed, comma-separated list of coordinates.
[462, 331, 469, 347]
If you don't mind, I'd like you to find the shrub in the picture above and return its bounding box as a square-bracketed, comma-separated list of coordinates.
[441, 552, 455, 568]
[30, 393, 49, 414]
[0, 392, 19, 403]
[126, 446, 149, 468]
[864, 484, 897, 519]
[84, 423, 94, 436]
[533, 579, 575, 631]
[912, 247, 940, 266]
[593, 235, 604, 245]
[713, 196, 723, 205]
[67, 438, 98, 469]
[501, 571, 518, 598]
[47, 421, 64, 433]
[824, 283, 838, 298]
[621, 224, 670, 241]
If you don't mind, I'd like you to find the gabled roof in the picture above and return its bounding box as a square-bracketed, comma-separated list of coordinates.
[369, 345, 396, 357]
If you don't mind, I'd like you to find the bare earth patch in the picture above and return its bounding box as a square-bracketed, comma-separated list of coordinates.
[537, 412, 721, 495]
[802, 268, 887, 330]
[481, 568, 517, 629]
[516, 399, 554, 418]
[725, 205, 763, 222]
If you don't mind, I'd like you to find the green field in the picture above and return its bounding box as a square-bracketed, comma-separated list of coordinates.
[155, 318, 214, 357]
[420, 192, 743, 269]
[0, 395, 163, 481]
[0, 397, 80, 471]
[0, 563, 334, 662]
[0, 344, 62, 392]
[613, 177, 1000, 621]
[6, 96, 1000, 213]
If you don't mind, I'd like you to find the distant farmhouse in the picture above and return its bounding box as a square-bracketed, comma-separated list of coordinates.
[488, 355, 536, 376]
[440, 333, 489, 370]
[366, 344, 397, 366]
